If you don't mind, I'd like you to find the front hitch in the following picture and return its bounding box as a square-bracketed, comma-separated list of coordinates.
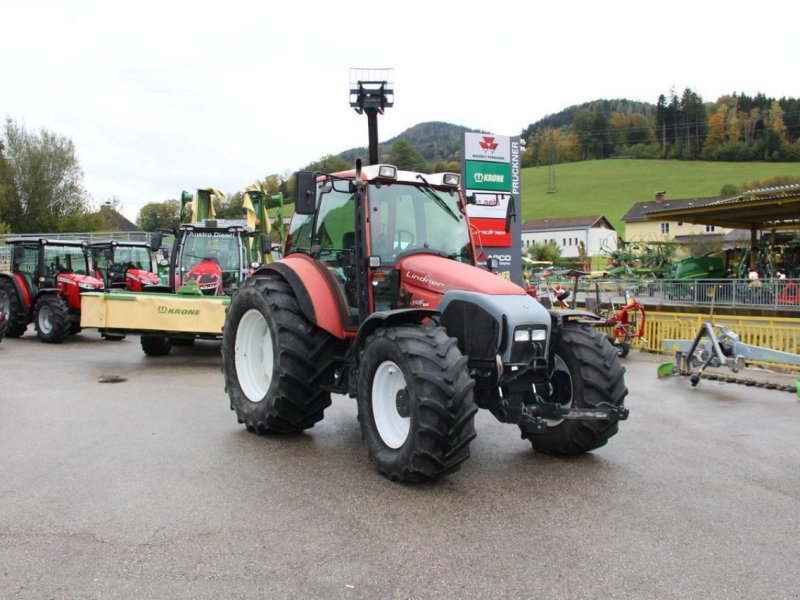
[519, 402, 629, 435]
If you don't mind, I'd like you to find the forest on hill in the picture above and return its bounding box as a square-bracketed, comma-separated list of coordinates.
[520, 90, 800, 166]
[327, 90, 800, 176]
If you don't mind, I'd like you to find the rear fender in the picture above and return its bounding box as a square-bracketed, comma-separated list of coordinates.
[0, 273, 33, 309]
[259, 255, 348, 340]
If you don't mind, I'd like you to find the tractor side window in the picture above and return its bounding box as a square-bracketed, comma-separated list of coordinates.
[285, 214, 313, 255]
[19, 247, 38, 275]
[94, 249, 112, 284]
[314, 192, 354, 258]
[314, 189, 357, 324]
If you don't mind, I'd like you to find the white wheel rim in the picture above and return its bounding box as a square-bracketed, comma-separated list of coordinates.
[372, 360, 410, 449]
[235, 309, 275, 402]
[39, 305, 53, 334]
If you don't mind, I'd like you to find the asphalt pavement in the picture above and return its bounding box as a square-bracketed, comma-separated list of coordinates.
[1, 332, 799, 599]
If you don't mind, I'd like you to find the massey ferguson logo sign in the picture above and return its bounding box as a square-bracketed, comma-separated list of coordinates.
[464, 132, 510, 162]
[479, 136, 498, 153]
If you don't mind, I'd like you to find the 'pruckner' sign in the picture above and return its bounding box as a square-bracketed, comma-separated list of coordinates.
[463, 132, 522, 285]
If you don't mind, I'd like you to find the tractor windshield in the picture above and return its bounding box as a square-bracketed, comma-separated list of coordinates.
[178, 232, 243, 293]
[45, 245, 88, 276]
[367, 183, 473, 265]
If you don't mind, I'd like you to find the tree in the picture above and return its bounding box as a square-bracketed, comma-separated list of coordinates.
[136, 200, 180, 231]
[0, 118, 92, 233]
[527, 241, 562, 263]
[389, 139, 428, 172]
[302, 154, 352, 173]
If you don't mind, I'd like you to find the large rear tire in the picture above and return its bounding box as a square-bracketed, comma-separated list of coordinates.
[222, 274, 337, 433]
[357, 325, 477, 483]
[34, 295, 71, 343]
[523, 324, 627, 455]
[0, 278, 29, 338]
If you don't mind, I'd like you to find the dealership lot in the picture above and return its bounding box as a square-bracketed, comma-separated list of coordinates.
[1, 333, 798, 599]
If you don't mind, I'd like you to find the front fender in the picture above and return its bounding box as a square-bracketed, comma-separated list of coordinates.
[353, 309, 439, 352]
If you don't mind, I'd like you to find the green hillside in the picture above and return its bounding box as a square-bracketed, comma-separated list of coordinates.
[521, 159, 800, 235]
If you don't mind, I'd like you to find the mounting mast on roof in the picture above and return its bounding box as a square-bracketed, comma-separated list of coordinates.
[349, 68, 394, 165]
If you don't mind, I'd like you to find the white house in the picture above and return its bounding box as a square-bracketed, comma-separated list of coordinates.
[520, 215, 619, 258]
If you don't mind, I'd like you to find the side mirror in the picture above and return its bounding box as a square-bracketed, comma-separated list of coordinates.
[13, 245, 25, 267]
[295, 171, 317, 215]
[260, 233, 271, 255]
[150, 232, 163, 252]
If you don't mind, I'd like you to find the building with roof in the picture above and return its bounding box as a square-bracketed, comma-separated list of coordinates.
[520, 215, 618, 258]
[620, 191, 733, 244]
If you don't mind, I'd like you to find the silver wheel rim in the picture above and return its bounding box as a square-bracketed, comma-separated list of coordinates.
[39, 304, 53, 334]
[547, 354, 573, 426]
[372, 360, 410, 449]
[235, 309, 275, 402]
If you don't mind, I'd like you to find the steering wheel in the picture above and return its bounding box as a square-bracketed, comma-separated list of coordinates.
[393, 229, 415, 249]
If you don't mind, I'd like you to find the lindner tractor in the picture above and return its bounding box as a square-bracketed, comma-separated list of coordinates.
[221, 77, 628, 482]
[0, 238, 104, 343]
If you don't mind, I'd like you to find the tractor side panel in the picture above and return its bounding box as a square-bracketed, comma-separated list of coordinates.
[263, 255, 347, 340]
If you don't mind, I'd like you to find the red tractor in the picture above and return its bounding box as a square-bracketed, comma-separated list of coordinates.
[221, 163, 629, 482]
[0, 238, 105, 343]
[89, 240, 161, 291]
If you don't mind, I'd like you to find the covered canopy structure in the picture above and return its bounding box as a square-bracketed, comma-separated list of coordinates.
[643, 184, 800, 268]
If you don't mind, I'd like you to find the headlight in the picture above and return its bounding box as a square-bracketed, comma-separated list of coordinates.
[530, 329, 547, 342]
[514, 329, 531, 343]
[79, 282, 99, 290]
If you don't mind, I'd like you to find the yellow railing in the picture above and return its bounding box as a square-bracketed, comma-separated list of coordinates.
[640, 311, 800, 357]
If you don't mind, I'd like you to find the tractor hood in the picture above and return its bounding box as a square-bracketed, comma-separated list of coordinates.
[56, 273, 104, 289]
[399, 254, 523, 296]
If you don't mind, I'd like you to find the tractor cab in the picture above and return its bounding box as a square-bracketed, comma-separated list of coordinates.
[286, 164, 514, 329]
[0, 238, 104, 342]
[90, 240, 160, 291]
[167, 221, 253, 296]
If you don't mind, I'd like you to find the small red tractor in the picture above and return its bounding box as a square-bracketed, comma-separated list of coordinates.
[89, 240, 161, 291]
[0, 238, 104, 343]
[221, 79, 628, 482]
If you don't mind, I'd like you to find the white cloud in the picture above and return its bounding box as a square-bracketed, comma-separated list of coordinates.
[3, 0, 797, 222]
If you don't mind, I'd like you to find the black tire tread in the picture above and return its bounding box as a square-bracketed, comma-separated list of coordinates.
[224, 274, 338, 434]
[0, 278, 30, 338]
[526, 324, 628, 456]
[357, 325, 477, 483]
[141, 335, 172, 356]
[34, 295, 71, 343]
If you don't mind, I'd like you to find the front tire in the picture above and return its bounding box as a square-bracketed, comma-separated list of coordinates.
[222, 275, 337, 433]
[524, 324, 627, 455]
[0, 279, 29, 338]
[357, 325, 477, 483]
[141, 335, 172, 356]
[34, 295, 71, 343]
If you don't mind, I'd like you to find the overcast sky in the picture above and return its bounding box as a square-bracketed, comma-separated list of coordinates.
[4, 0, 798, 222]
